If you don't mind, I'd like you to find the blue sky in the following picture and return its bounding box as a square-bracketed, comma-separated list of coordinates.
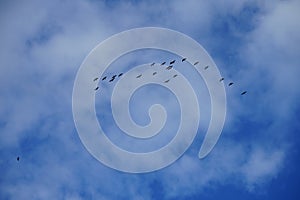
[1, 0, 300, 199]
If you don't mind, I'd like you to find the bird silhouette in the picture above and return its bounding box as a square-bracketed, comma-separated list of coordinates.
[241, 91, 247, 95]
[170, 60, 175, 65]
[153, 72, 157, 75]
[161, 62, 166, 65]
[94, 86, 99, 91]
[182, 58, 187, 62]
[194, 61, 199, 65]
[112, 75, 117, 79]
[204, 65, 209, 70]
[93, 77, 99, 81]
[109, 78, 114, 82]
[228, 82, 234, 86]
[102, 76, 107, 81]
[219, 78, 224, 82]
[166, 66, 173, 70]
[173, 74, 178, 78]
[136, 74, 142, 78]
[151, 62, 155, 66]
[164, 80, 170, 83]
[118, 73, 123, 77]
[17, 156, 20, 161]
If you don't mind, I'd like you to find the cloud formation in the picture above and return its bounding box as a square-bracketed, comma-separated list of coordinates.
[0, 0, 299, 199]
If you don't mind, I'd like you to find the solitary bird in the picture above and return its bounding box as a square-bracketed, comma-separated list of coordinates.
[118, 73, 123, 77]
[173, 74, 178, 78]
[228, 82, 234, 86]
[151, 62, 155, 66]
[164, 80, 170, 83]
[161, 62, 166, 65]
[241, 91, 247, 95]
[153, 72, 157, 76]
[102, 76, 107, 81]
[170, 60, 175, 65]
[94, 86, 99, 91]
[204, 65, 209, 70]
[93, 77, 99, 81]
[219, 77, 224, 82]
[17, 156, 20, 161]
[166, 66, 173, 70]
[182, 58, 187, 62]
[194, 61, 199, 65]
[136, 74, 142, 78]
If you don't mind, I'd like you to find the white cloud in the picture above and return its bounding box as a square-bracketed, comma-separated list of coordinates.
[0, 0, 299, 199]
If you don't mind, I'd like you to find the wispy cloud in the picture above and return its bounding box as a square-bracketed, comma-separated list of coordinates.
[0, 0, 299, 199]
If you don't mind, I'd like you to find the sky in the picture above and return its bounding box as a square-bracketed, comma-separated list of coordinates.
[1, 0, 300, 199]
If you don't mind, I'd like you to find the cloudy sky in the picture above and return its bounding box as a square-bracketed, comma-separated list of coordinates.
[1, 0, 300, 199]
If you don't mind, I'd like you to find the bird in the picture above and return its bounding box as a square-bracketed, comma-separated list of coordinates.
[161, 62, 166, 65]
[170, 60, 175, 65]
[17, 156, 20, 161]
[204, 65, 209, 70]
[166, 66, 173, 70]
[151, 62, 155, 66]
[182, 58, 187, 62]
[194, 61, 199, 65]
[219, 77, 224, 82]
[102, 76, 107, 81]
[153, 72, 157, 75]
[241, 91, 247, 95]
[93, 77, 99, 81]
[94, 86, 99, 91]
[112, 75, 117, 79]
[173, 74, 178, 78]
[118, 73, 123, 77]
[136, 74, 142, 78]
[228, 82, 234, 86]
[109, 78, 114, 82]
[164, 80, 170, 83]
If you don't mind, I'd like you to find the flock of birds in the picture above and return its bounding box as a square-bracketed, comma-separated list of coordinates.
[16, 58, 247, 162]
[92, 57, 247, 96]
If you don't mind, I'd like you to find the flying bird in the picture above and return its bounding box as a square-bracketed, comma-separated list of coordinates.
[153, 72, 157, 75]
[150, 62, 155, 66]
[93, 77, 99, 81]
[164, 80, 170, 83]
[109, 78, 115, 82]
[118, 73, 123, 77]
[204, 65, 209, 70]
[17, 156, 20, 161]
[219, 77, 224, 82]
[182, 58, 187, 62]
[170, 60, 175, 65]
[241, 91, 247, 95]
[112, 75, 117, 79]
[173, 74, 178, 78]
[102, 76, 107, 81]
[161, 62, 166, 65]
[136, 74, 142, 78]
[166, 66, 173, 70]
[194, 61, 199, 65]
[228, 82, 234, 86]
[94, 86, 99, 91]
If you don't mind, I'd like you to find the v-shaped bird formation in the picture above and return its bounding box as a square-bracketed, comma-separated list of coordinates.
[92, 57, 247, 96]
